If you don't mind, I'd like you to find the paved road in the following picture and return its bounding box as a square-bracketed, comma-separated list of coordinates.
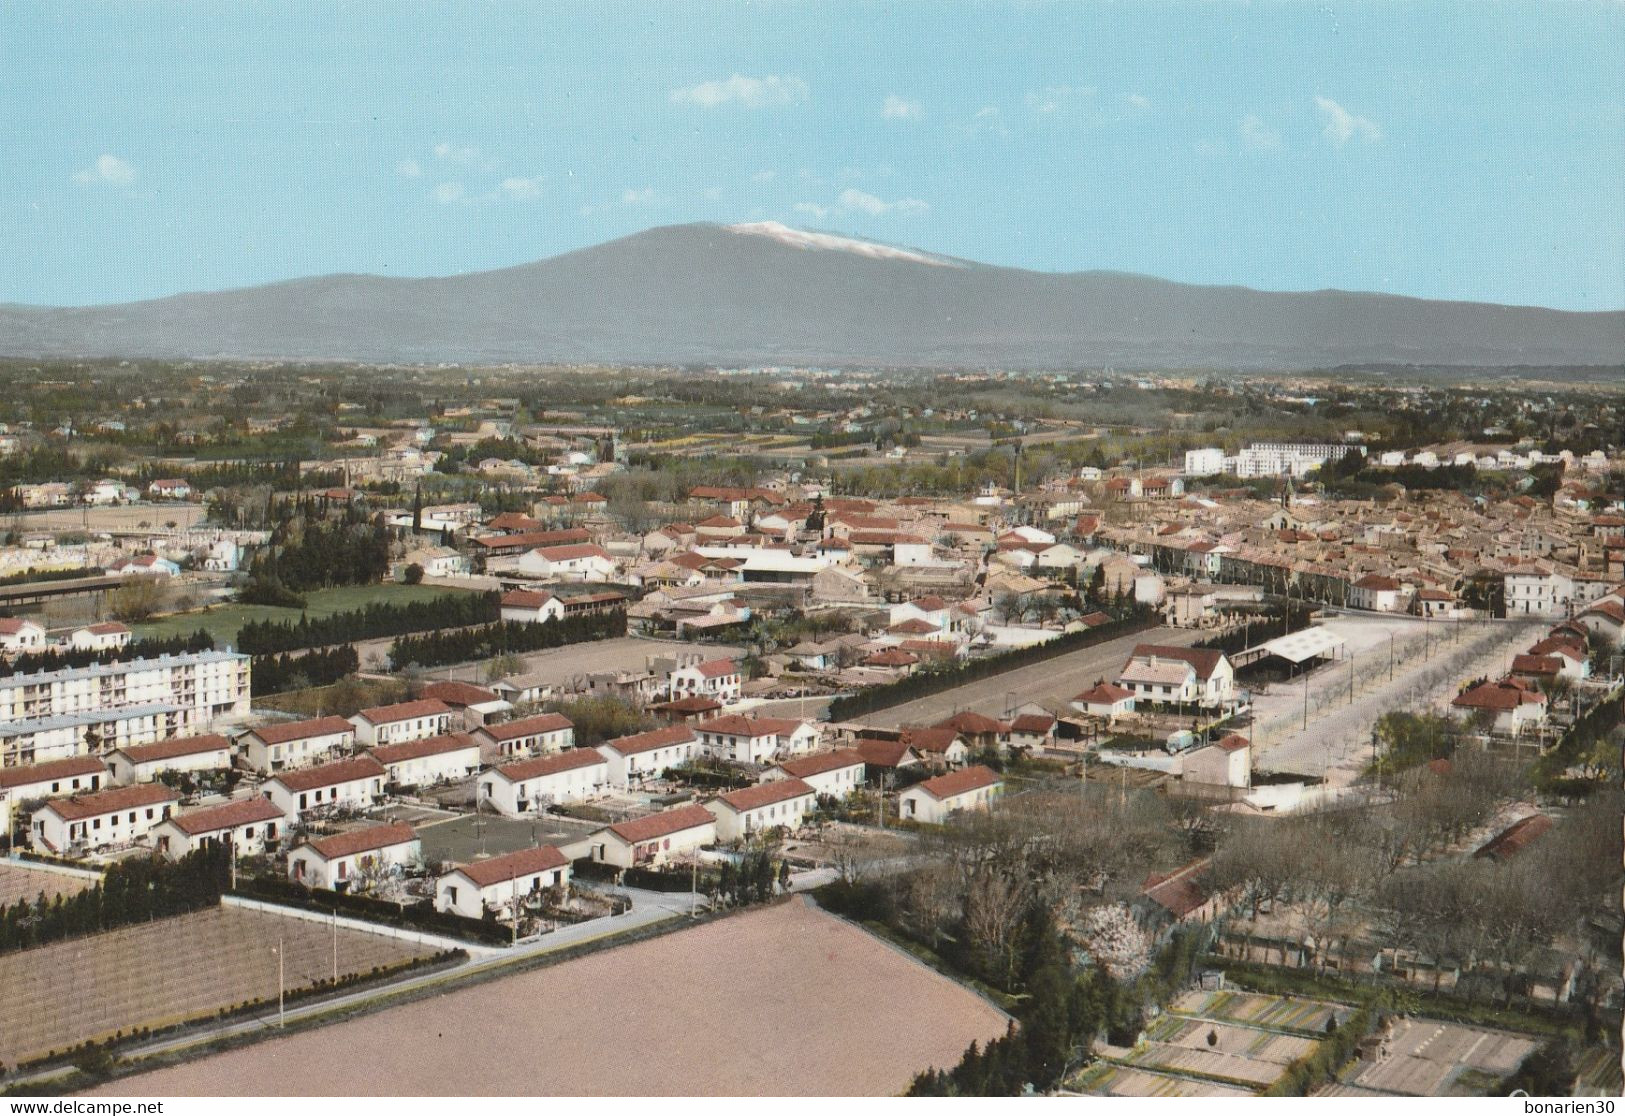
[849, 625, 1198, 729]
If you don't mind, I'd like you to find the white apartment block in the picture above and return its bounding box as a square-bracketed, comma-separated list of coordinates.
[1232, 442, 1362, 479]
[0, 651, 251, 767]
[1182, 447, 1226, 477]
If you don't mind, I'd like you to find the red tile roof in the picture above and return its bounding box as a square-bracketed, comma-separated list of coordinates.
[478, 712, 575, 742]
[776, 748, 865, 779]
[605, 803, 715, 844]
[114, 733, 230, 765]
[854, 738, 915, 768]
[1125, 644, 1227, 680]
[247, 715, 355, 746]
[43, 782, 180, 821]
[1009, 713, 1055, 735]
[598, 724, 696, 757]
[899, 726, 963, 754]
[694, 714, 804, 739]
[911, 764, 1000, 801]
[356, 699, 452, 725]
[371, 732, 480, 766]
[452, 843, 571, 888]
[269, 755, 387, 792]
[1074, 682, 1135, 704]
[305, 822, 418, 861]
[936, 711, 1008, 736]
[494, 749, 606, 782]
[694, 659, 739, 679]
[1142, 859, 1214, 919]
[1474, 814, 1553, 861]
[713, 778, 815, 813]
[166, 796, 285, 836]
[0, 756, 106, 791]
[421, 681, 502, 707]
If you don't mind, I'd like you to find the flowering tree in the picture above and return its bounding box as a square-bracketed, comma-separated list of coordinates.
[1079, 902, 1152, 982]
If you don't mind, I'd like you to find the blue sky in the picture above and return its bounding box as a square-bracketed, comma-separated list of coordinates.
[4, 1, 1623, 310]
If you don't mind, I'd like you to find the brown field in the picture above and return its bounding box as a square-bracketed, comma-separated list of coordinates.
[99, 898, 1010, 1096]
[0, 863, 95, 907]
[0, 905, 433, 1068]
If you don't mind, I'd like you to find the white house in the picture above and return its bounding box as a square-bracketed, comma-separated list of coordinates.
[500, 589, 566, 624]
[106, 732, 233, 785]
[767, 748, 866, 798]
[693, 714, 820, 764]
[289, 823, 420, 892]
[349, 699, 453, 746]
[371, 732, 482, 789]
[1069, 681, 1134, 720]
[1349, 574, 1406, 613]
[241, 715, 356, 773]
[32, 782, 181, 856]
[1451, 679, 1548, 736]
[1181, 734, 1252, 792]
[262, 754, 387, 820]
[471, 712, 575, 761]
[705, 778, 816, 842]
[667, 658, 743, 705]
[153, 796, 287, 861]
[516, 543, 617, 582]
[574, 803, 716, 868]
[595, 724, 700, 789]
[1115, 645, 1236, 710]
[0, 755, 107, 841]
[898, 765, 1002, 824]
[1504, 565, 1576, 618]
[435, 844, 572, 920]
[66, 622, 132, 653]
[0, 617, 48, 655]
[147, 478, 192, 501]
[481, 749, 609, 817]
[108, 555, 180, 578]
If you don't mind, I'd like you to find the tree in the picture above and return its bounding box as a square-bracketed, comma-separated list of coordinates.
[108, 575, 170, 621]
[402, 562, 424, 585]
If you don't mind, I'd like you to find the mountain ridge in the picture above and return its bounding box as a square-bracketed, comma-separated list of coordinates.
[1, 222, 1620, 370]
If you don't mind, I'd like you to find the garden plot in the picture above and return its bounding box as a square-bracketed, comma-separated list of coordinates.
[1144, 1014, 1318, 1065]
[0, 862, 93, 906]
[1069, 1061, 1253, 1098]
[1118, 1038, 1286, 1088]
[1172, 988, 1347, 1034]
[1341, 1019, 1538, 1097]
[0, 904, 434, 1069]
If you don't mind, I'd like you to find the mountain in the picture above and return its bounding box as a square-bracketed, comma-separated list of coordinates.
[1, 222, 1620, 370]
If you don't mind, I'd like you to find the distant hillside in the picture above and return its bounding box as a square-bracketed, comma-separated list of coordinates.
[1, 222, 1620, 370]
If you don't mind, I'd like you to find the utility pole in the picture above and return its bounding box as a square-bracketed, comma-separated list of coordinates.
[331, 907, 338, 984]
[275, 936, 285, 1028]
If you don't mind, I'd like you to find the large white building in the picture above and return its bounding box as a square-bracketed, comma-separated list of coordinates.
[481, 749, 609, 817]
[32, 782, 181, 856]
[0, 650, 251, 767]
[1232, 442, 1362, 479]
[1182, 447, 1226, 477]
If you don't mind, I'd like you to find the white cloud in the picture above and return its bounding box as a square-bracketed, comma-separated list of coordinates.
[792, 201, 831, 220]
[1240, 114, 1283, 150]
[956, 105, 1011, 139]
[497, 176, 544, 200]
[1316, 96, 1381, 145]
[396, 158, 422, 178]
[1026, 84, 1095, 114]
[751, 169, 777, 183]
[621, 186, 655, 205]
[882, 94, 922, 120]
[1126, 93, 1151, 111]
[433, 142, 481, 164]
[837, 188, 928, 217]
[72, 153, 136, 185]
[670, 74, 808, 109]
[431, 182, 466, 205]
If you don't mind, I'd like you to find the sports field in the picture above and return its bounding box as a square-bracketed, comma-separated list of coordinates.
[132, 582, 478, 644]
[98, 898, 1009, 1095]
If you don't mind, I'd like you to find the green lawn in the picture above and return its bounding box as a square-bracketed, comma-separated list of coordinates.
[134, 583, 480, 647]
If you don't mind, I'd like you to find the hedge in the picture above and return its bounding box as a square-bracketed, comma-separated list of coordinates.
[389, 610, 625, 670]
[231, 876, 514, 947]
[826, 610, 1155, 720]
[237, 591, 501, 655]
[571, 858, 716, 894]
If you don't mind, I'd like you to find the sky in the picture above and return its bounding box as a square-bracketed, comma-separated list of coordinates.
[4, 1, 1623, 311]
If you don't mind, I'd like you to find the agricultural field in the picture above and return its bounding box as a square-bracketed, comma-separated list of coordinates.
[1174, 989, 1348, 1034]
[97, 897, 1010, 1096]
[1068, 1061, 1254, 1098]
[0, 862, 94, 907]
[132, 582, 478, 644]
[0, 904, 434, 1069]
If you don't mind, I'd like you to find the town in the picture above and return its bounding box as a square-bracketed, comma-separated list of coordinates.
[0, 359, 1619, 1097]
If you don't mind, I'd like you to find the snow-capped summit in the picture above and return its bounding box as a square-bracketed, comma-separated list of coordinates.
[726, 221, 966, 269]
